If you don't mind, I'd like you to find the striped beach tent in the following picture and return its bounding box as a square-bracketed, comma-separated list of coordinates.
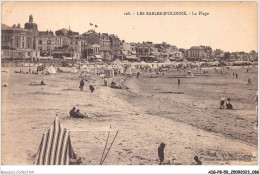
[34, 117, 77, 165]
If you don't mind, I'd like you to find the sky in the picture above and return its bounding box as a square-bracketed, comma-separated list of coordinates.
[1, 1, 258, 52]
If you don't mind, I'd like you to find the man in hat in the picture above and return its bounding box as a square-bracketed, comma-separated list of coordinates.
[158, 143, 166, 165]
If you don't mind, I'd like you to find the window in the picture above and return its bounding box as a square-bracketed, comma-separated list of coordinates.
[28, 52, 31, 56]
[47, 46, 50, 50]
[16, 43, 19, 48]
[39, 40, 42, 44]
[47, 40, 51, 44]
[38, 46, 42, 50]
[22, 42, 24, 48]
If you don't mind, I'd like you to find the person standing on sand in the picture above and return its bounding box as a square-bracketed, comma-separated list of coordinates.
[158, 143, 165, 165]
[79, 79, 85, 91]
[178, 78, 180, 86]
[236, 73, 238, 79]
[89, 85, 95, 93]
[233, 72, 235, 77]
[137, 72, 140, 78]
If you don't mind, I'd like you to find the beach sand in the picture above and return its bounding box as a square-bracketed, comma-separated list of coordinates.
[1, 66, 258, 165]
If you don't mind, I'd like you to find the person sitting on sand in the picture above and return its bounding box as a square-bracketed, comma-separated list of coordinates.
[220, 98, 225, 109]
[226, 98, 233, 109]
[69, 107, 76, 118]
[75, 109, 84, 118]
[193, 156, 202, 165]
[111, 81, 116, 87]
[158, 143, 166, 165]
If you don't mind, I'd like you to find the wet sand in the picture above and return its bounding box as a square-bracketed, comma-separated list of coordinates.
[1, 66, 258, 165]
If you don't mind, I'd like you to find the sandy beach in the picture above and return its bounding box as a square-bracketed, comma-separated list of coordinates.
[1, 66, 258, 165]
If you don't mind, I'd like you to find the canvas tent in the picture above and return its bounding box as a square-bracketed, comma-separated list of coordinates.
[164, 59, 172, 64]
[140, 61, 147, 65]
[47, 66, 56, 74]
[187, 71, 194, 77]
[112, 59, 122, 65]
[34, 117, 79, 165]
[125, 68, 132, 75]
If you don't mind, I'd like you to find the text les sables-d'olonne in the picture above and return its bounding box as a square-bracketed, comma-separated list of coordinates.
[124, 11, 209, 16]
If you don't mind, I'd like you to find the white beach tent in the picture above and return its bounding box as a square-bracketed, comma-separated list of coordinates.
[171, 61, 177, 67]
[164, 59, 172, 64]
[112, 59, 122, 65]
[125, 68, 132, 75]
[212, 61, 220, 66]
[81, 65, 87, 69]
[140, 61, 147, 65]
[47, 66, 56, 74]
[72, 67, 79, 73]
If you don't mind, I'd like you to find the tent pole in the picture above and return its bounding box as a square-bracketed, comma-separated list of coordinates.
[68, 129, 113, 132]
[100, 130, 119, 165]
[100, 130, 110, 165]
